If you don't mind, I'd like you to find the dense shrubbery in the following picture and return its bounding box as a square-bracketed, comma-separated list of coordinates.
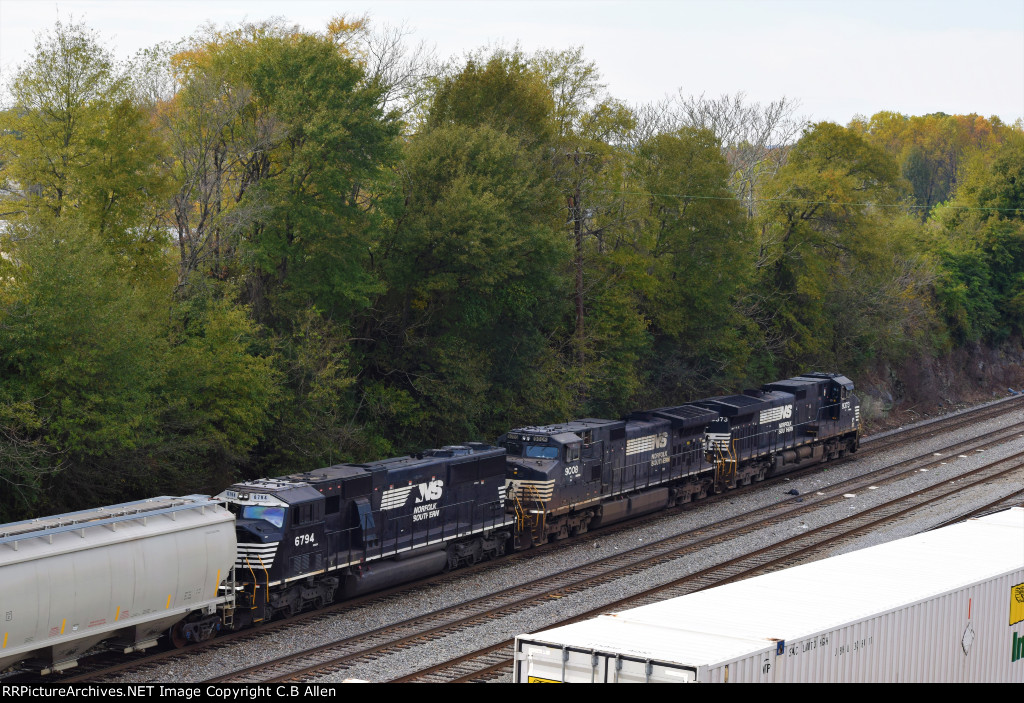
[1, 19, 1021, 520]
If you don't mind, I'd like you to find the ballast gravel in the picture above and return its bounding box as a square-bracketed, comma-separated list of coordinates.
[108, 396, 1024, 684]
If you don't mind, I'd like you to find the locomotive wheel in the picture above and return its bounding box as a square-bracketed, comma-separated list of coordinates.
[169, 623, 189, 649]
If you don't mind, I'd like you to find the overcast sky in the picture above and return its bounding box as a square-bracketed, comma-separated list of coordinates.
[1, 0, 1022, 125]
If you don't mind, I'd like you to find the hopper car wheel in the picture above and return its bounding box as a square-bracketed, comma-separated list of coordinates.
[169, 623, 189, 649]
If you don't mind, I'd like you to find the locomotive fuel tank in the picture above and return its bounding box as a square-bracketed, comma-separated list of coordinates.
[0, 496, 235, 674]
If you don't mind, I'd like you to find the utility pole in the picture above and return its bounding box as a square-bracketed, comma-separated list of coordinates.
[567, 148, 591, 410]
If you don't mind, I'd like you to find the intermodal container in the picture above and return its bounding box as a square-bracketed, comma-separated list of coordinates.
[514, 508, 1024, 682]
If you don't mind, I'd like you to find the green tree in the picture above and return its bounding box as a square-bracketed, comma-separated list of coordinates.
[0, 214, 162, 516]
[0, 20, 171, 280]
[428, 49, 555, 147]
[0, 213, 280, 520]
[163, 24, 400, 314]
[240, 31, 400, 322]
[631, 127, 756, 399]
[933, 131, 1024, 342]
[531, 48, 638, 412]
[157, 22, 403, 473]
[756, 122, 933, 372]
[361, 121, 569, 446]
[157, 287, 282, 493]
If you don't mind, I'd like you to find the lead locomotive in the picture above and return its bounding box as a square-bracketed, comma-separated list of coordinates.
[218, 443, 512, 627]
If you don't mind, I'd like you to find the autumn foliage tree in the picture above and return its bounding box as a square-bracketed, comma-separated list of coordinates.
[755, 122, 936, 372]
[0, 20, 172, 280]
[853, 111, 1009, 218]
[2, 18, 1024, 523]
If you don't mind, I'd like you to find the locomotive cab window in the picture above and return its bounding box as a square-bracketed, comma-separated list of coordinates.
[566, 444, 580, 462]
[503, 441, 523, 456]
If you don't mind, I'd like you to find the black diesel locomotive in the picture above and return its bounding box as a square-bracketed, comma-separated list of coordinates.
[501, 372, 859, 546]
[212, 372, 859, 628]
[218, 444, 512, 627]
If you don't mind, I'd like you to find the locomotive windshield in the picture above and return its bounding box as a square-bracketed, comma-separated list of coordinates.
[240, 505, 285, 528]
[524, 446, 559, 459]
[501, 440, 559, 459]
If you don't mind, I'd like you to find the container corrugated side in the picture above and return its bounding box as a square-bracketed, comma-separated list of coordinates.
[514, 508, 1024, 682]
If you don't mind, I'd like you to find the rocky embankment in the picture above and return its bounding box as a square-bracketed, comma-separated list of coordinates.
[860, 341, 1024, 433]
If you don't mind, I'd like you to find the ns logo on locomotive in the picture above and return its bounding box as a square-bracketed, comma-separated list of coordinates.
[0, 372, 859, 675]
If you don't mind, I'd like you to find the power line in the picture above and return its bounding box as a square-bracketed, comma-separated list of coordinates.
[593, 189, 1024, 213]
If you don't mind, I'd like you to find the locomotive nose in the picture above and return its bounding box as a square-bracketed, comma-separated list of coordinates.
[235, 518, 282, 543]
[507, 459, 550, 479]
[233, 518, 283, 573]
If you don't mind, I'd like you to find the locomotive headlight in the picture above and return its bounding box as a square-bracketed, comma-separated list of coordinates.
[240, 492, 250, 500]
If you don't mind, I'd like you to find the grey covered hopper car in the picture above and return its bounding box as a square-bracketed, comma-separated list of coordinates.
[0, 495, 235, 674]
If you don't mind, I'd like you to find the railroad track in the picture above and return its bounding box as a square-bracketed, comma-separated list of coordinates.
[21, 394, 1024, 684]
[394, 452, 1024, 683]
[206, 422, 1024, 683]
[860, 394, 1024, 447]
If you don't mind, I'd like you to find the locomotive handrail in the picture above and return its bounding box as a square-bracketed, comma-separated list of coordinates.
[243, 555, 271, 622]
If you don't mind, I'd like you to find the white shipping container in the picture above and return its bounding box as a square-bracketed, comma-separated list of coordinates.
[515, 508, 1024, 682]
